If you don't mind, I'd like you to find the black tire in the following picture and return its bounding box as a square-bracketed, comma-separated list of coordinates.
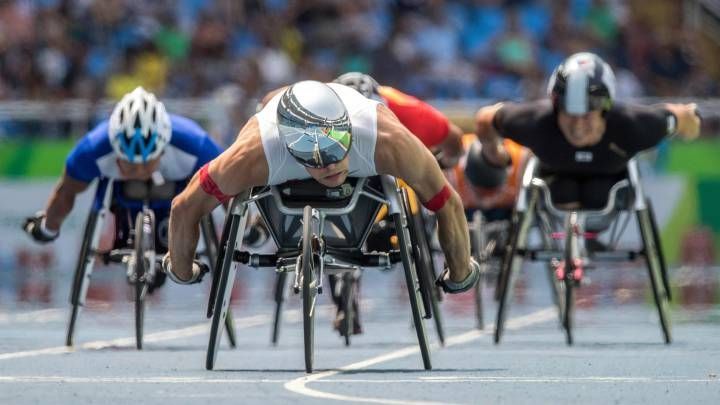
[563, 277, 574, 345]
[207, 212, 234, 319]
[340, 272, 354, 346]
[201, 215, 237, 348]
[207, 213, 243, 370]
[302, 205, 319, 373]
[637, 208, 672, 344]
[562, 215, 577, 346]
[271, 272, 288, 345]
[133, 211, 153, 350]
[406, 197, 445, 345]
[647, 199, 671, 301]
[494, 211, 526, 344]
[66, 209, 99, 347]
[475, 269, 485, 330]
[395, 188, 431, 370]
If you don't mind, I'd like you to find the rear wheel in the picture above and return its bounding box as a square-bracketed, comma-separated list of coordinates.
[206, 209, 246, 370]
[647, 199, 671, 301]
[495, 210, 529, 344]
[66, 209, 99, 347]
[302, 205, 319, 373]
[637, 208, 672, 344]
[340, 271, 355, 346]
[271, 272, 288, 345]
[395, 188, 431, 370]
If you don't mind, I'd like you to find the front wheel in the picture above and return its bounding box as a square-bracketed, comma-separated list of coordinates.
[302, 206, 319, 373]
[133, 211, 154, 350]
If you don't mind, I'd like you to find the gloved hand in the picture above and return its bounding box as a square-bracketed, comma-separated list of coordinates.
[161, 253, 209, 285]
[22, 212, 59, 243]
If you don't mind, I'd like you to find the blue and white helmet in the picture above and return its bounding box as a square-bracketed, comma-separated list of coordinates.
[109, 86, 172, 163]
[547, 52, 616, 115]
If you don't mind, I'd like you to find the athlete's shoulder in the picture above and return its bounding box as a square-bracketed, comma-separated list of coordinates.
[71, 119, 113, 159]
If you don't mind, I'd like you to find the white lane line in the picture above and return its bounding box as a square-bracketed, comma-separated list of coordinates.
[0, 375, 717, 385]
[283, 307, 557, 405]
[0, 313, 267, 361]
[0, 308, 64, 324]
[0, 303, 340, 361]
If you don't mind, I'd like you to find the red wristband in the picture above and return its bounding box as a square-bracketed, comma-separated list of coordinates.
[199, 163, 231, 204]
[423, 184, 451, 212]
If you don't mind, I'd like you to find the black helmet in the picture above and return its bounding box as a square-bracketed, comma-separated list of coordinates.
[334, 72, 381, 100]
[547, 52, 616, 115]
[277, 81, 352, 168]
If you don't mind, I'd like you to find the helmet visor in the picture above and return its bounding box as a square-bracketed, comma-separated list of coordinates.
[280, 123, 352, 168]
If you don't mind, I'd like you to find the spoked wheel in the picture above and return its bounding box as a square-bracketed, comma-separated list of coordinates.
[339, 271, 355, 347]
[405, 193, 445, 345]
[271, 272, 288, 345]
[494, 209, 531, 344]
[301, 205, 320, 373]
[637, 208, 672, 344]
[201, 215, 237, 348]
[395, 188, 431, 370]
[207, 203, 248, 370]
[646, 199, 671, 301]
[66, 209, 100, 347]
[133, 211, 155, 350]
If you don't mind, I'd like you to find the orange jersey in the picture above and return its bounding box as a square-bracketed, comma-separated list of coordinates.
[444, 135, 529, 210]
[378, 86, 450, 148]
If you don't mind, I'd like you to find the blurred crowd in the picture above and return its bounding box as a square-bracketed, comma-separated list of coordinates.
[0, 0, 718, 115]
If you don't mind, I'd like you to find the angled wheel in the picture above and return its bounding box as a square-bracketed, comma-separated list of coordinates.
[207, 205, 248, 370]
[494, 210, 530, 344]
[646, 199, 671, 301]
[201, 215, 237, 348]
[405, 194, 445, 345]
[637, 208, 672, 344]
[66, 209, 100, 347]
[302, 205, 320, 373]
[395, 188, 431, 370]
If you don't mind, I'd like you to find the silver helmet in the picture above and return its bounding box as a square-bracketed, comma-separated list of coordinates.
[547, 52, 616, 115]
[277, 81, 352, 168]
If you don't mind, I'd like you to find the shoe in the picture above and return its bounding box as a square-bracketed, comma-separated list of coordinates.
[147, 271, 166, 294]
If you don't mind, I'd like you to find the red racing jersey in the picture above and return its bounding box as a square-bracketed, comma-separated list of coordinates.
[378, 86, 450, 148]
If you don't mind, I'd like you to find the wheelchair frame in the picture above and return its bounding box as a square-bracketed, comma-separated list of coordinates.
[65, 179, 237, 349]
[205, 175, 434, 373]
[494, 156, 672, 345]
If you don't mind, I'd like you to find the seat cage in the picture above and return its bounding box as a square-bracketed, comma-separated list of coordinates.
[250, 176, 391, 251]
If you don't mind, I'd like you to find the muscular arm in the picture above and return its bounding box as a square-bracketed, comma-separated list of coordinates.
[474, 102, 510, 166]
[435, 122, 464, 168]
[375, 105, 471, 282]
[44, 172, 90, 231]
[168, 118, 269, 280]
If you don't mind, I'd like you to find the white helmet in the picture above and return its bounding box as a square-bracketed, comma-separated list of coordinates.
[108, 86, 172, 163]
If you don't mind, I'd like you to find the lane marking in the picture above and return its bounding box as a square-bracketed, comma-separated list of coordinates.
[0, 375, 716, 384]
[283, 307, 557, 405]
[0, 303, 339, 361]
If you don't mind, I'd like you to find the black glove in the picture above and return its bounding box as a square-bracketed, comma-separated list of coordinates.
[23, 212, 59, 243]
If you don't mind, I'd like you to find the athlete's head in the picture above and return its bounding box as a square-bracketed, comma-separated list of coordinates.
[547, 52, 616, 147]
[109, 87, 171, 178]
[334, 72, 381, 101]
[277, 80, 352, 187]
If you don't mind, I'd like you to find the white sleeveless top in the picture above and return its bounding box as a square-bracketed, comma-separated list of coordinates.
[256, 83, 380, 185]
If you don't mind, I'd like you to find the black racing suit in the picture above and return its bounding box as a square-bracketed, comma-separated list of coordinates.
[493, 100, 676, 209]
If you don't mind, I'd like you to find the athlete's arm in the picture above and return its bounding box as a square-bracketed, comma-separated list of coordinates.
[43, 172, 90, 231]
[435, 122, 464, 168]
[168, 118, 269, 281]
[474, 102, 511, 167]
[374, 105, 471, 282]
[663, 103, 701, 140]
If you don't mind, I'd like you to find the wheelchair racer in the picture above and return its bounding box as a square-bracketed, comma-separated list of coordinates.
[164, 80, 480, 302]
[474, 52, 700, 237]
[23, 87, 222, 291]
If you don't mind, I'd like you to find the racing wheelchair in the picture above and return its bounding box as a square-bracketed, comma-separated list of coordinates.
[65, 178, 237, 349]
[494, 157, 671, 345]
[268, 182, 445, 348]
[205, 175, 435, 373]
